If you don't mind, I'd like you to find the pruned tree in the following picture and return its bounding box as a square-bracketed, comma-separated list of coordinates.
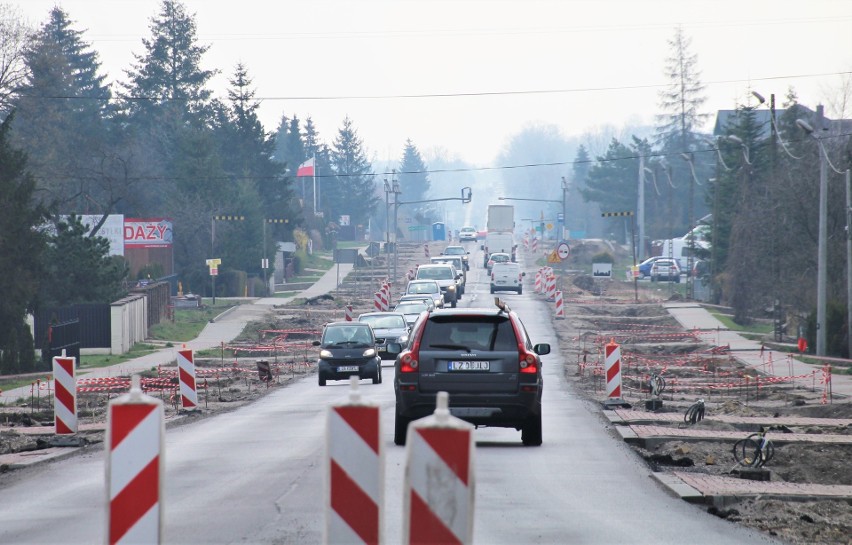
[0, 4, 31, 118]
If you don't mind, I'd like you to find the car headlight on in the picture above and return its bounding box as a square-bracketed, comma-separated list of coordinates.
[398, 335, 409, 344]
[448, 285, 456, 291]
[319, 349, 333, 358]
[362, 348, 376, 357]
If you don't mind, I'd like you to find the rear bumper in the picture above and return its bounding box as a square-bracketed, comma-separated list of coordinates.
[318, 358, 380, 380]
[395, 386, 542, 427]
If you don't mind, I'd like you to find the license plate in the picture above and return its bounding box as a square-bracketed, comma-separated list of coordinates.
[449, 361, 489, 371]
[337, 365, 359, 372]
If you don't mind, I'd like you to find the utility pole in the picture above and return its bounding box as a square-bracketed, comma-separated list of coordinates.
[638, 155, 645, 262]
[847, 169, 852, 359]
[816, 105, 827, 357]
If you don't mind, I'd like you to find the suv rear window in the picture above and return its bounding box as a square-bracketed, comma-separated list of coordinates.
[418, 267, 454, 280]
[420, 315, 517, 351]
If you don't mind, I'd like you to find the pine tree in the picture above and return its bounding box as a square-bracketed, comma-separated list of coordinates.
[0, 114, 49, 374]
[398, 139, 432, 220]
[656, 26, 708, 151]
[122, 0, 215, 128]
[11, 6, 113, 211]
[328, 117, 377, 230]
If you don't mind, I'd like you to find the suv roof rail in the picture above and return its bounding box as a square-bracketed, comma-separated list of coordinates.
[494, 297, 511, 313]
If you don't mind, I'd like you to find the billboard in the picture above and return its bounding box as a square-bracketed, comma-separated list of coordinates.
[124, 218, 174, 248]
[78, 214, 125, 256]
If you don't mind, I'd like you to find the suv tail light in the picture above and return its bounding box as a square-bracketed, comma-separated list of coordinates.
[519, 351, 538, 374]
[400, 318, 427, 373]
[491, 272, 495, 281]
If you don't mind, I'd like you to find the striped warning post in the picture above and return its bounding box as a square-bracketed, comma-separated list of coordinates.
[381, 282, 391, 311]
[404, 391, 475, 545]
[326, 377, 383, 544]
[106, 375, 164, 545]
[176, 348, 198, 410]
[532, 237, 538, 253]
[424, 243, 430, 258]
[534, 271, 542, 293]
[345, 305, 354, 322]
[554, 290, 565, 319]
[52, 353, 77, 435]
[604, 339, 624, 403]
[546, 275, 556, 301]
[374, 291, 383, 311]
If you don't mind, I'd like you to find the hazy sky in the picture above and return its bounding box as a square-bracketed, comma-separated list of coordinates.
[13, 0, 852, 165]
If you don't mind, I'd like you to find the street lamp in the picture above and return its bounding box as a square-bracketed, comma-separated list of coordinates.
[796, 112, 828, 356]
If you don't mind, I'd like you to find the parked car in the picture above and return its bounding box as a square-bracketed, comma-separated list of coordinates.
[650, 258, 681, 283]
[404, 279, 444, 309]
[486, 252, 511, 273]
[392, 299, 550, 446]
[638, 256, 667, 279]
[491, 262, 525, 294]
[458, 226, 477, 242]
[313, 322, 382, 386]
[393, 301, 430, 327]
[357, 312, 410, 360]
[441, 245, 470, 270]
[414, 263, 462, 307]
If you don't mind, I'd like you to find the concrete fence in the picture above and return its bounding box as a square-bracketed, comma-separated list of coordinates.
[111, 294, 148, 355]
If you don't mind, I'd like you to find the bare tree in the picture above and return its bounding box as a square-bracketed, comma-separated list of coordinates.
[0, 4, 32, 117]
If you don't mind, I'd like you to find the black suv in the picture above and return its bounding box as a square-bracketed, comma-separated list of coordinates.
[392, 300, 550, 446]
[313, 322, 382, 385]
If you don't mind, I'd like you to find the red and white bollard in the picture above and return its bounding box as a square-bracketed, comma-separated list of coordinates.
[345, 305, 354, 322]
[52, 351, 77, 435]
[106, 375, 165, 545]
[403, 391, 475, 545]
[374, 291, 383, 311]
[407, 269, 415, 281]
[424, 243, 430, 258]
[532, 237, 538, 253]
[382, 281, 391, 311]
[177, 348, 198, 410]
[603, 339, 628, 408]
[534, 271, 542, 293]
[326, 377, 383, 544]
[545, 275, 556, 301]
[554, 290, 564, 319]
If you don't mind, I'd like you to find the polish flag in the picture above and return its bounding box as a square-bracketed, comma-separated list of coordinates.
[296, 157, 315, 177]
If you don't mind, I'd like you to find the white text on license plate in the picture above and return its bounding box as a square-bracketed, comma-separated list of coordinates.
[449, 361, 489, 371]
[337, 365, 359, 372]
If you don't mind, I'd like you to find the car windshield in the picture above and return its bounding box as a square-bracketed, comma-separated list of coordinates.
[491, 254, 509, 262]
[418, 267, 453, 280]
[360, 315, 406, 329]
[322, 326, 372, 347]
[443, 247, 464, 255]
[420, 315, 517, 352]
[408, 282, 438, 294]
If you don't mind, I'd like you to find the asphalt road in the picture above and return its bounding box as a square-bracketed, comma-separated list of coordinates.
[0, 246, 778, 544]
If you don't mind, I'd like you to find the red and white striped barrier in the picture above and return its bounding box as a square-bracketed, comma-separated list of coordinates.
[325, 377, 383, 544]
[381, 282, 391, 311]
[604, 340, 627, 407]
[554, 290, 564, 319]
[106, 375, 165, 545]
[374, 291, 383, 311]
[403, 391, 475, 545]
[52, 353, 77, 434]
[424, 243, 430, 258]
[177, 348, 198, 410]
[545, 275, 556, 301]
[407, 269, 415, 281]
[345, 304, 354, 322]
[532, 237, 538, 252]
[534, 271, 542, 293]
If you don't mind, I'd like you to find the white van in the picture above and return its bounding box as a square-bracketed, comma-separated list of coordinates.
[490, 262, 524, 294]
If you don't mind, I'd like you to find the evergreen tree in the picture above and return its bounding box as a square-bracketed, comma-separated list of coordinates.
[327, 117, 377, 230]
[398, 139, 432, 220]
[0, 115, 49, 374]
[274, 114, 306, 207]
[11, 6, 113, 211]
[40, 215, 128, 307]
[569, 144, 603, 239]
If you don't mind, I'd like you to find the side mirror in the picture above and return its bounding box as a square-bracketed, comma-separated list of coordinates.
[386, 342, 402, 355]
[534, 343, 551, 356]
[312, 340, 321, 347]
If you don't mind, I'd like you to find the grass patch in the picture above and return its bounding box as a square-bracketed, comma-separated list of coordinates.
[708, 310, 773, 335]
[79, 343, 163, 370]
[298, 250, 334, 272]
[274, 291, 297, 298]
[148, 302, 236, 342]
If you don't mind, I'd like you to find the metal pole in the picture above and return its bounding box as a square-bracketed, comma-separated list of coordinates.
[631, 214, 638, 302]
[638, 155, 645, 262]
[262, 220, 267, 296]
[846, 169, 851, 359]
[816, 105, 827, 356]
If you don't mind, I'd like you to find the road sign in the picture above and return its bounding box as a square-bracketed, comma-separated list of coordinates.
[408, 225, 427, 231]
[206, 258, 221, 267]
[547, 250, 561, 263]
[557, 213, 564, 224]
[546, 223, 554, 231]
[557, 242, 570, 259]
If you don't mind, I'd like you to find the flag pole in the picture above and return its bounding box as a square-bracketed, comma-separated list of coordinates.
[312, 153, 317, 216]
